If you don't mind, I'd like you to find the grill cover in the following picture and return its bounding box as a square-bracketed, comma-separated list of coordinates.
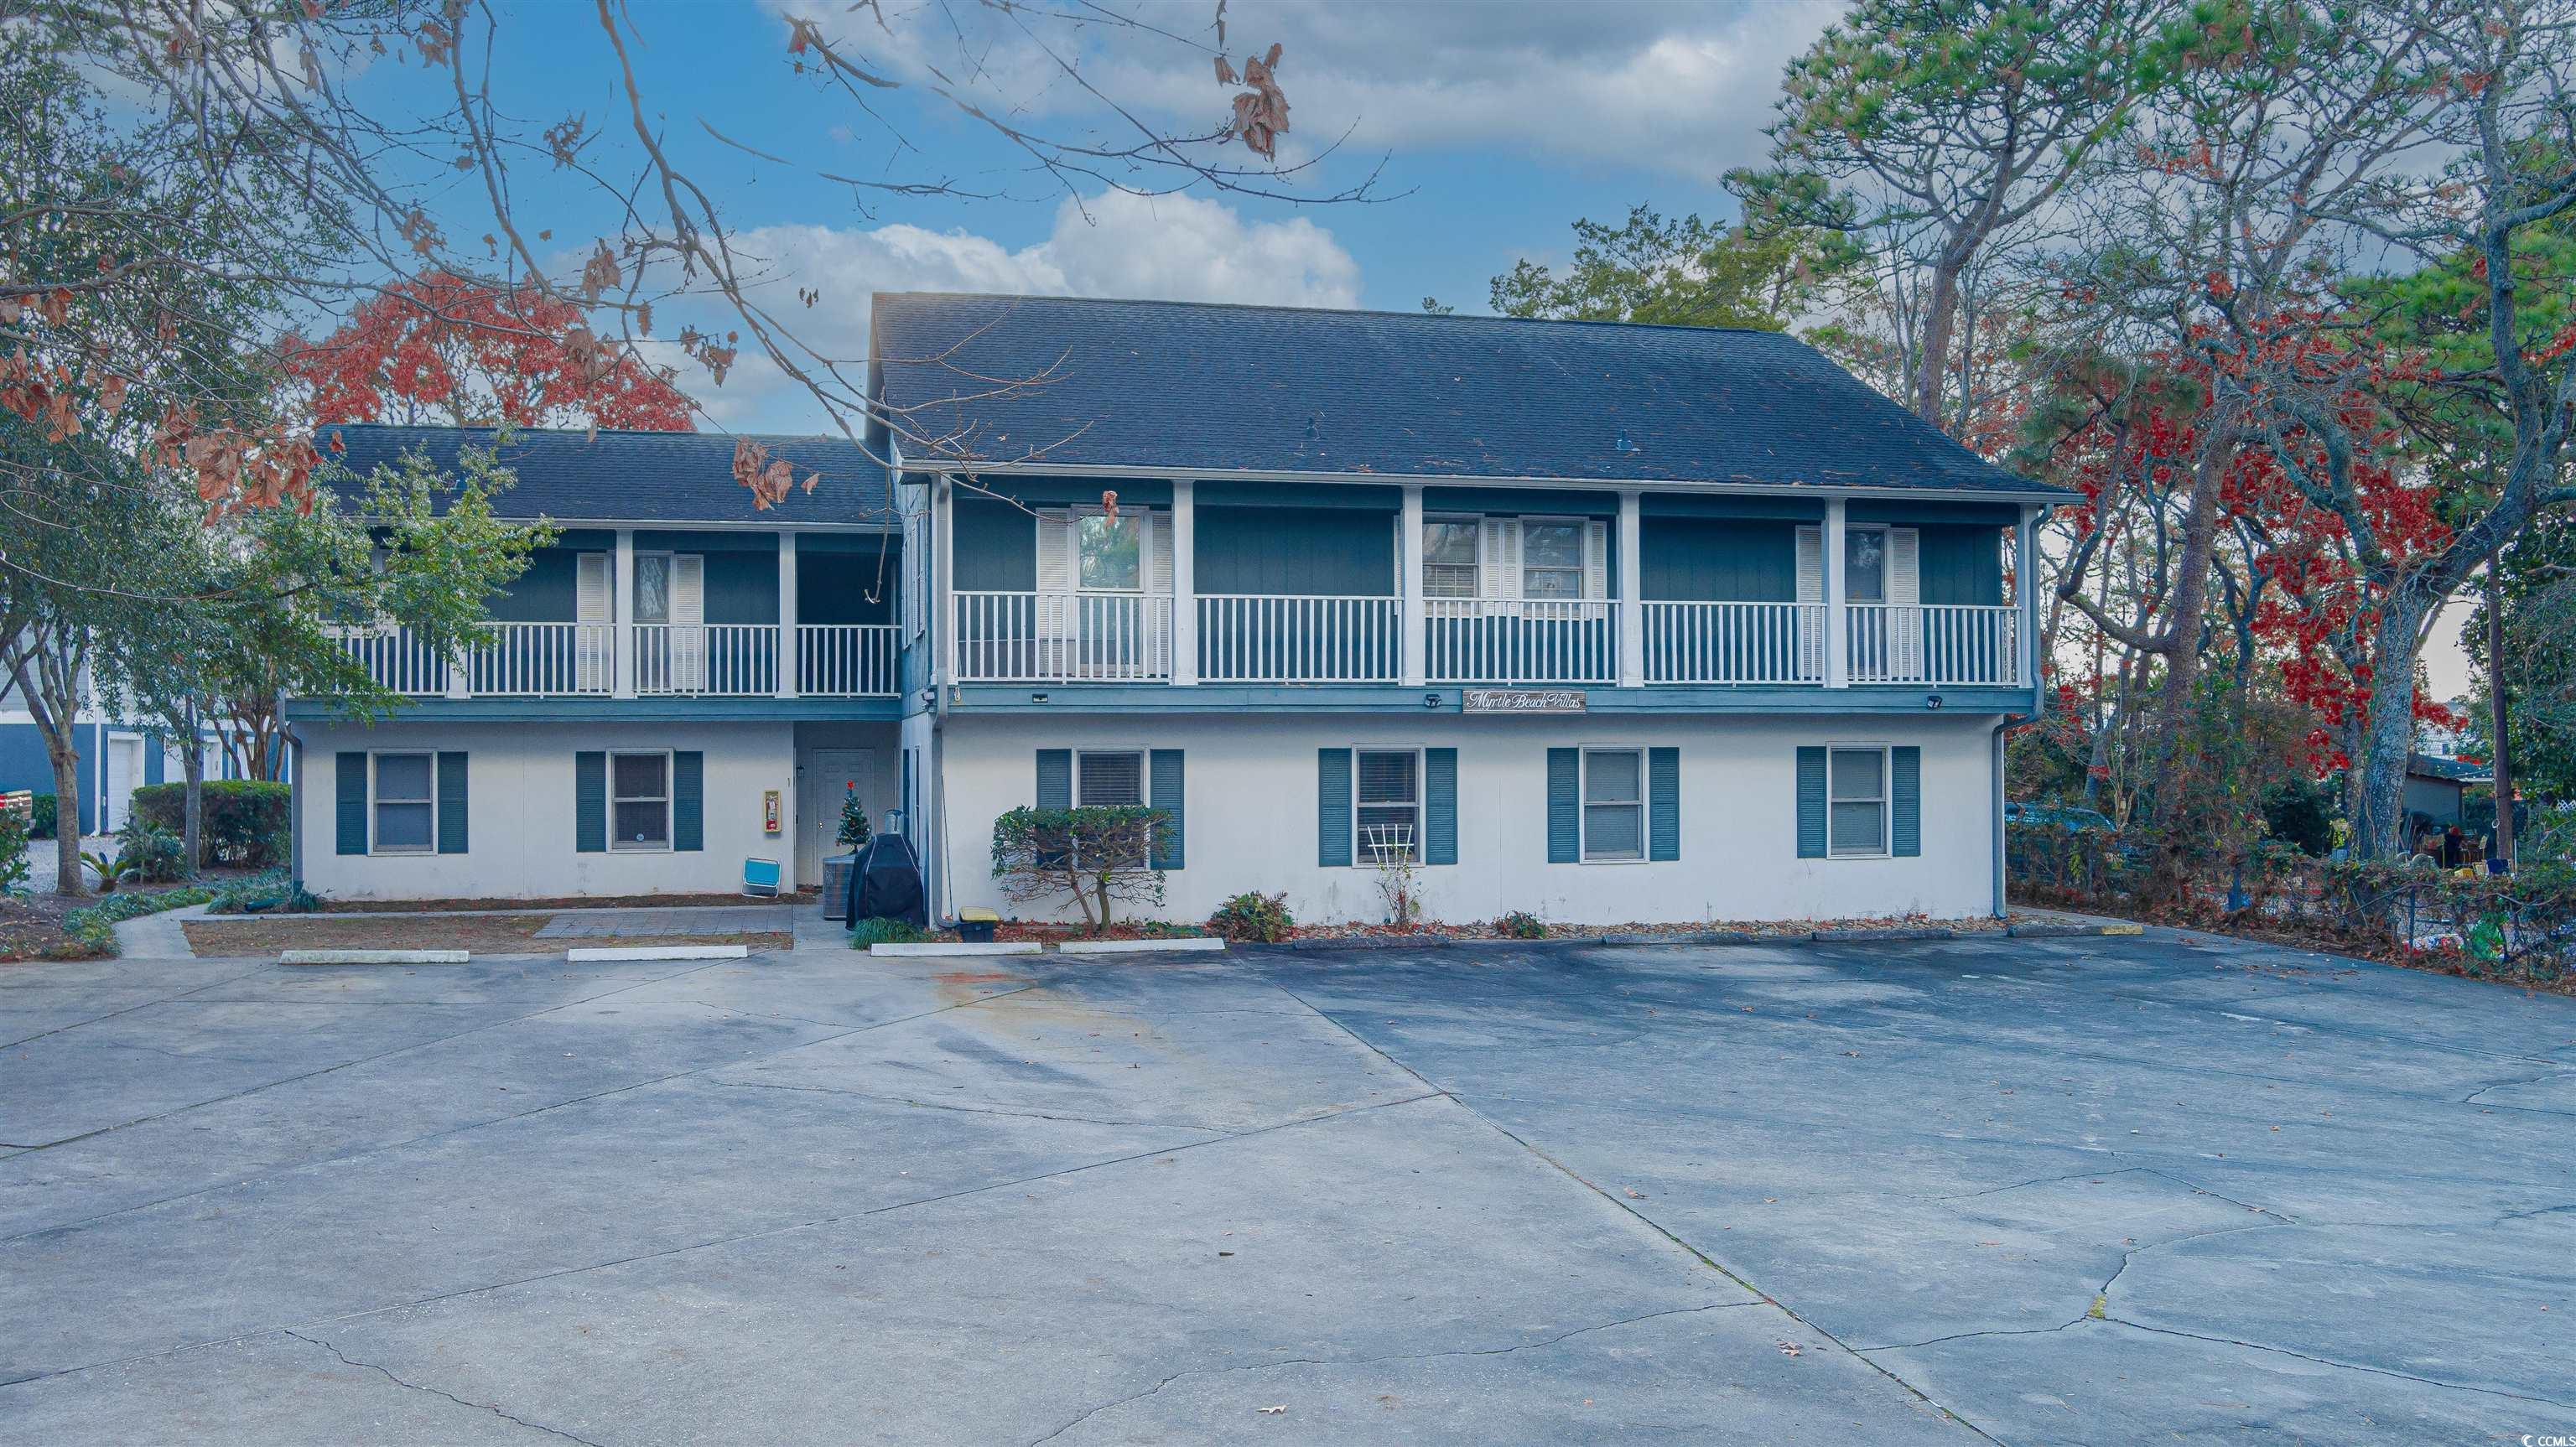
[849, 833, 927, 929]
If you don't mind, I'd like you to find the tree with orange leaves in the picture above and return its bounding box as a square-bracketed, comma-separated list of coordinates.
[282, 272, 693, 432]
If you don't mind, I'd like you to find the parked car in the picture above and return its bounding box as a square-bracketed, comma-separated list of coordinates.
[2005, 801, 2118, 833]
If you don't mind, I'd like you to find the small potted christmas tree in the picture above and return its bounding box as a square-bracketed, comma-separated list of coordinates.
[823, 790, 870, 922]
[837, 790, 872, 853]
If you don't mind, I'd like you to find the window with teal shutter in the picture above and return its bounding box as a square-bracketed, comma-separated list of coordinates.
[435, 752, 468, 854]
[1795, 747, 1828, 858]
[1423, 748, 1457, 865]
[1891, 746, 1921, 857]
[335, 752, 366, 855]
[1648, 747, 1679, 861]
[574, 751, 607, 853]
[1317, 749, 1352, 867]
[1545, 748, 1579, 864]
[673, 751, 704, 852]
[1036, 749, 1071, 809]
[1150, 749, 1184, 869]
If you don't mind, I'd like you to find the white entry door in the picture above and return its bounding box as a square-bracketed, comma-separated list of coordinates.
[103, 735, 142, 832]
[798, 748, 875, 886]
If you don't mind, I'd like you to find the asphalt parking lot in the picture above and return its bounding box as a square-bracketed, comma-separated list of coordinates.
[3, 926, 2569, 1444]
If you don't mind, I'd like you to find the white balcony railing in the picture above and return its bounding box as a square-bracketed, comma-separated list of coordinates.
[953, 591, 1174, 682]
[1643, 602, 1824, 685]
[798, 624, 899, 697]
[330, 625, 449, 695]
[1426, 598, 1617, 685]
[1847, 604, 2022, 687]
[1197, 594, 1400, 683]
[635, 623, 778, 696]
[469, 621, 614, 696]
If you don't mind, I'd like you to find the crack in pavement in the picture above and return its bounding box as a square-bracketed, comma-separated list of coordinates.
[0, 983, 1045, 1247]
[1020, 1299, 1753, 1446]
[2089, 1316, 2576, 1409]
[707, 1076, 1233, 1133]
[280, 1328, 600, 1445]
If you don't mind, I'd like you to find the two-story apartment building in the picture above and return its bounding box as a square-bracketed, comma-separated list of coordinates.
[293, 293, 2071, 926]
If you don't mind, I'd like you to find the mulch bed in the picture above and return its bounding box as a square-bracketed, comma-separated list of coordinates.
[183, 915, 794, 956]
[0, 880, 246, 963]
[278, 889, 818, 915]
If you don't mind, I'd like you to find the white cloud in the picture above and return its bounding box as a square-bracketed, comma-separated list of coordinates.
[667, 189, 1359, 430]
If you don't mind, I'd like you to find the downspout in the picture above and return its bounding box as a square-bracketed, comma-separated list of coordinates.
[1991, 714, 2023, 920]
[287, 727, 304, 893]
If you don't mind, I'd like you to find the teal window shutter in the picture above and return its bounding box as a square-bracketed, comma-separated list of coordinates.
[1424, 747, 1457, 866]
[575, 751, 606, 853]
[1795, 747, 1827, 858]
[435, 752, 468, 855]
[1150, 749, 1184, 870]
[1036, 749, 1072, 810]
[1546, 748, 1579, 864]
[1649, 747, 1680, 861]
[1317, 749, 1352, 866]
[1892, 745, 1922, 857]
[335, 752, 366, 856]
[673, 751, 704, 852]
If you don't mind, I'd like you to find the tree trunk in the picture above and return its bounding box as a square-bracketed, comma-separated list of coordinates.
[48, 741, 83, 895]
[181, 715, 205, 880]
[2488, 549, 2513, 868]
[2350, 593, 2440, 864]
[1911, 258, 1964, 423]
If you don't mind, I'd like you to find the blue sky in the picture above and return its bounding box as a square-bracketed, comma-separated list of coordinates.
[379, 0, 1839, 431]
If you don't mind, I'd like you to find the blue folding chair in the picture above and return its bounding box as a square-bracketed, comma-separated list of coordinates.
[742, 857, 782, 898]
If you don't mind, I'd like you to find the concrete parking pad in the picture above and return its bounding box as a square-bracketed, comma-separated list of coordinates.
[1, 926, 2568, 1443]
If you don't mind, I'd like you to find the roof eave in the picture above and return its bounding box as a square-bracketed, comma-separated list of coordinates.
[891, 458, 2075, 504]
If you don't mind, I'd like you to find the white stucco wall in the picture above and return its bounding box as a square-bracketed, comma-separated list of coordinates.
[932, 712, 2004, 927]
[295, 720, 798, 901]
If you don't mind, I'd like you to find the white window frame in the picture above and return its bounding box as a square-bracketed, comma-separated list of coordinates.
[1844, 526, 1890, 605]
[1579, 744, 1648, 864]
[1350, 744, 1425, 867]
[1826, 742, 1892, 859]
[1071, 506, 1146, 595]
[368, 750, 438, 857]
[1420, 513, 1482, 604]
[608, 748, 675, 853]
[1518, 515, 1589, 604]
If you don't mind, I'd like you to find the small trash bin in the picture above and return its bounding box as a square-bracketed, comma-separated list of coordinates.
[822, 853, 858, 922]
[957, 907, 1000, 944]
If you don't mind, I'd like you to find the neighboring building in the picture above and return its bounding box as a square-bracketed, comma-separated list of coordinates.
[293, 293, 2074, 924]
[0, 669, 231, 836]
[2405, 751, 2489, 832]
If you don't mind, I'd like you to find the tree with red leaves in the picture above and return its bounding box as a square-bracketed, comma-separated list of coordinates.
[281, 272, 694, 432]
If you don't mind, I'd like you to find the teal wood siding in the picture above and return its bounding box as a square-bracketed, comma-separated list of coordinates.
[488, 547, 584, 623]
[1194, 506, 1393, 595]
[673, 751, 704, 851]
[1641, 518, 1799, 602]
[1648, 747, 1679, 861]
[1795, 747, 1827, 858]
[1149, 749, 1184, 869]
[1317, 749, 1352, 867]
[955, 498, 1036, 591]
[574, 752, 606, 853]
[1891, 746, 1921, 856]
[1424, 748, 1457, 865]
[797, 537, 896, 625]
[961, 475, 1172, 507]
[1545, 748, 1579, 864]
[699, 550, 777, 625]
[435, 752, 467, 853]
[1917, 526, 2005, 606]
[1425, 485, 1618, 518]
[335, 752, 366, 854]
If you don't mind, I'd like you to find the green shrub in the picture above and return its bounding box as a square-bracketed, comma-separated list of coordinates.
[989, 804, 1167, 934]
[849, 915, 939, 947]
[208, 869, 317, 914]
[0, 803, 29, 895]
[62, 884, 216, 955]
[1208, 889, 1294, 943]
[1494, 909, 1547, 939]
[27, 793, 55, 839]
[116, 822, 187, 884]
[129, 780, 293, 868]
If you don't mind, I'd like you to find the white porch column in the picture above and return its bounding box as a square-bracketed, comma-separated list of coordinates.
[612, 527, 637, 699]
[1170, 479, 1198, 685]
[933, 476, 955, 692]
[776, 531, 799, 699]
[2017, 504, 2039, 690]
[1616, 489, 1644, 687]
[1823, 497, 1849, 690]
[1399, 482, 1426, 687]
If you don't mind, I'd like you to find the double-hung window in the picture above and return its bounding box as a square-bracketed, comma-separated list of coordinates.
[1581, 748, 1644, 862]
[1355, 749, 1420, 864]
[1828, 746, 1889, 857]
[1077, 749, 1148, 865]
[1422, 517, 1480, 602]
[371, 752, 435, 854]
[1520, 519, 1586, 602]
[1076, 514, 1142, 591]
[611, 751, 672, 851]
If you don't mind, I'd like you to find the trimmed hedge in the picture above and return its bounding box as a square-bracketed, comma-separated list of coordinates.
[28, 793, 55, 839]
[130, 780, 292, 868]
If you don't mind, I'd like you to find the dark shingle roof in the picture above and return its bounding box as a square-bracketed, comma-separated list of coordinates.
[316, 424, 894, 524]
[870, 293, 2068, 496]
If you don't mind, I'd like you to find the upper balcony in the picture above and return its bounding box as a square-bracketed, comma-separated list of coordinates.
[326, 526, 899, 703]
[943, 482, 2033, 698]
